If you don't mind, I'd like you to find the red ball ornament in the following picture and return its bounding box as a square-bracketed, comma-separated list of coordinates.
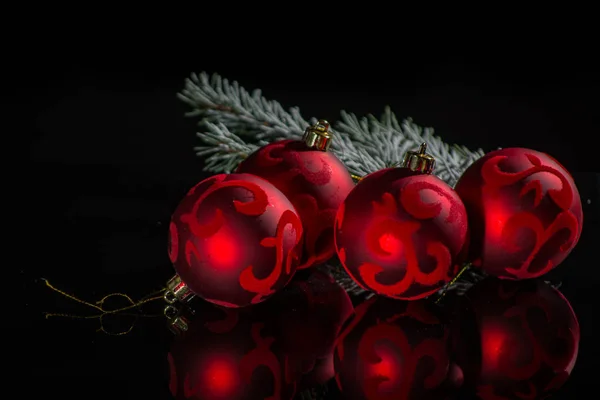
[454, 147, 583, 279]
[237, 120, 355, 270]
[167, 302, 298, 400]
[334, 144, 469, 300]
[450, 278, 580, 399]
[167, 173, 303, 308]
[334, 296, 454, 400]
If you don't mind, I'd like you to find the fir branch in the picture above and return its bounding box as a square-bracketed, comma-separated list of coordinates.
[178, 72, 309, 139]
[193, 122, 261, 173]
[336, 108, 486, 186]
[179, 72, 485, 185]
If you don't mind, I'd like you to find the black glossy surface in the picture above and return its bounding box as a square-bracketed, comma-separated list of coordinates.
[21, 35, 599, 400]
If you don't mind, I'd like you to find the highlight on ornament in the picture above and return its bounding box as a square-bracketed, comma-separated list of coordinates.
[40, 71, 585, 400]
[334, 141, 469, 301]
[455, 147, 583, 280]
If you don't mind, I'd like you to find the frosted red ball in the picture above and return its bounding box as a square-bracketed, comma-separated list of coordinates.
[450, 278, 580, 399]
[168, 173, 303, 308]
[454, 147, 583, 279]
[334, 167, 469, 300]
[334, 297, 454, 400]
[237, 139, 355, 270]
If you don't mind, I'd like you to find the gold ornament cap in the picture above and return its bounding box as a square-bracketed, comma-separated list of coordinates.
[163, 275, 198, 334]
[164, 303, 190, 334]
[303, 119, 333, 151]
[402, 143, 436, 174]
[163, 274, 195, 304]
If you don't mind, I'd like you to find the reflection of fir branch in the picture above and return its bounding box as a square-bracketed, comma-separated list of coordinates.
[178, 72, 484, 183]
[295, 382, 329, 400]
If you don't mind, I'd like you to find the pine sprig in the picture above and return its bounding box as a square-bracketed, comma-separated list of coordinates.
[178, 72, 309, 139]
[194, 122, 261, 173]
[336, 108, 486, 186]
[179, 72, 485, 182]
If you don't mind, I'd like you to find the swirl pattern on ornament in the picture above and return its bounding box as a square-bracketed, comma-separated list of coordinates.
[462, 149, 584, 279]
[334, 297, 451, 400]
[452, 278, 579, 400]
[237, 140, 355, 270]
[239, 210, 303, 304]
[335, 169, 467, 300]
[169, 173, 303, 307]
[168, 310, 291, 400]
[238, 323, 284, 399]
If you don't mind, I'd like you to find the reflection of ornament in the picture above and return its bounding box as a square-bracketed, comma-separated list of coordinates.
[334, 144, 469, 300]
[237, 120, 355, 270]
[450, 278, 579, 399]
[167, 269, 353, 399]
[167, 302, 297, 400]
[166, 173, 303, 313]
[253, 269, 354, 388]
[455, 148, 583, 279]
[334, 296, 454, 400]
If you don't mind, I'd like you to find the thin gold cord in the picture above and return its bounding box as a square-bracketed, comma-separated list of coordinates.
[435, 263, 472, 304]
[42, 278, 166, 335]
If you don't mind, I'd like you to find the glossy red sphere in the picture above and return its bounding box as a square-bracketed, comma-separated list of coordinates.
[169, 173, 303, 308]
[167, 303, 297, 400]
[334, 296, 454, 400]
[237, 139, 355, 270]
[450, 278, 580, 399]
[455, 148, 583, 279]
[334, 167, 469, 300]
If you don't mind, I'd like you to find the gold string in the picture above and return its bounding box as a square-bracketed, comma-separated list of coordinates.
[351, 174, 363, 181]
[435, 263, 472, 304]
[42, 278, 166, 335]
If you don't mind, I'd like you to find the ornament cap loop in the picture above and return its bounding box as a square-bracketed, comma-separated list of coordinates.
[303, 119, 333, 151]
[164, 274, 195, 304]
[164, 304, 190, 334]
[402, 143, 436, 174]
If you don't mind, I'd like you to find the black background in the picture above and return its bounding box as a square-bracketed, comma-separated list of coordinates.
[20, 26, 599, 400]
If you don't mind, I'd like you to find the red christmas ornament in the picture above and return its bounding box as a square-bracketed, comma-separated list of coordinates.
[237, 120, 355, 270]
[252, 269, 354, 388]
[454, 147, 583, 279]
[334, 144, 469, 300]
[167, 302, 298, 400]
[166, 173, 303, 309]
[450, 277, 580, 399]
[334, 296, 454, 400]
